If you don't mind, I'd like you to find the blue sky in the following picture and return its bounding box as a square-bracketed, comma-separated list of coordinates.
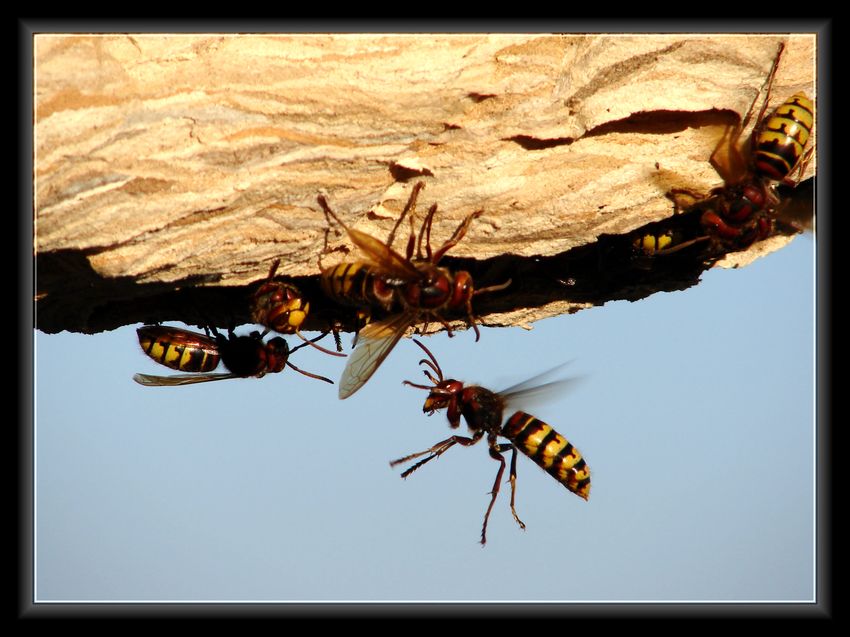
[33, 234, 815, 603]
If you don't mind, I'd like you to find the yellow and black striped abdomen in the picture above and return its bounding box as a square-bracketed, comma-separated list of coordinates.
[633, 230, 675, 256]
[320, 262, 393, 309]
[136, 326, 220, 373]
[754, 93, 814, 181]
[502, 411, 591, 500]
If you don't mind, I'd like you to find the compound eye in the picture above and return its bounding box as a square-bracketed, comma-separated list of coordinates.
[449, 272, 473, 308]
[268, 337, 290, 356]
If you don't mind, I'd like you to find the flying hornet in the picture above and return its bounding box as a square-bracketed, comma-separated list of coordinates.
[250, 258, 346, 357]
[133, 324, 333, 386]
[318, 182, 510, 399]
[669, 42, 814, 253]
[391, 339, 590, 546]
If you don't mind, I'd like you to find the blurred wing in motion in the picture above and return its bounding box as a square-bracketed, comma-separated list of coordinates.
[499, 362, 586, 414]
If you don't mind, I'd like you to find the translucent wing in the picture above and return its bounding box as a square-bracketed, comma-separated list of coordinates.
[774, 177, 815, 234]
[132, 372, 237, 387]
[337, 312, 415, 399]
[709, 120, 748, 186]
[343, 226, 420, 280]
[318, 185, 423, 280]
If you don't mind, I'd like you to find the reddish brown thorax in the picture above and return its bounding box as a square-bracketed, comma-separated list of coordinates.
[215, 332, 289, 377]
[423, 381, 506, 434]
[722, 183, 768, 222]
[400, 265, 474, 315]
